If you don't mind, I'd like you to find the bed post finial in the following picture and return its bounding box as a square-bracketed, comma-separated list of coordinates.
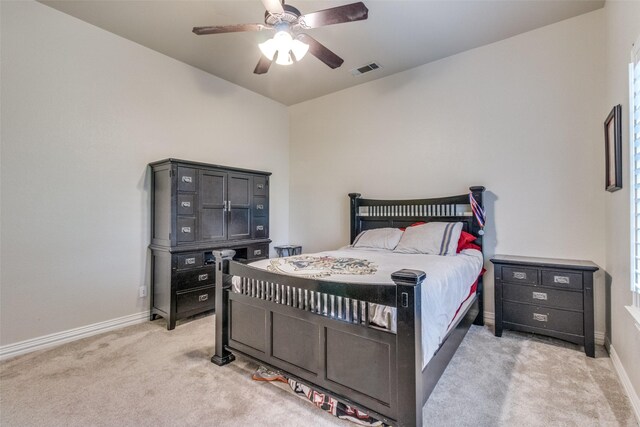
[469, 186, 486, 328]
[348, 193, 362, 244]
[393, 269, 426, 427]
[212, 249, 237, 366]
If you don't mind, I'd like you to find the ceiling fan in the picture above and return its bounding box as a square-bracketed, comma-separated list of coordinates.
[193, 0, 369, 74]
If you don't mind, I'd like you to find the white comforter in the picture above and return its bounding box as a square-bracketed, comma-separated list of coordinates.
[237, 247, 484, 368]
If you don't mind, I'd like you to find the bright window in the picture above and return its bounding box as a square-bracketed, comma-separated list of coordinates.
[631, 35, 640, 306]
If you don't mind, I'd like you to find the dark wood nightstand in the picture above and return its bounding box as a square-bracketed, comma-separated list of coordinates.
[274, 245, 302, 257]
[491, 255, 599, 357]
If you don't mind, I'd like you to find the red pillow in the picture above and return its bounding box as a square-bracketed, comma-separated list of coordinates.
[399, 221, 426, 231]
[456, 231, 478, 253]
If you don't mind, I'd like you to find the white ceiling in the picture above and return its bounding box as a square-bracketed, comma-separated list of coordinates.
[39, 0, 604, 106]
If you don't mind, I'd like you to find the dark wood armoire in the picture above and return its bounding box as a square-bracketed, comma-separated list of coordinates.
[149, 159, 271, 329]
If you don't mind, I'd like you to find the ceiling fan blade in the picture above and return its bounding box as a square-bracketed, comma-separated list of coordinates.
[298, 2, 368, 29]
[254, 56, 273, 74]
[297, 34, 344, 69]
[193, 23, 269, 35]
[261, 0, 284, 15]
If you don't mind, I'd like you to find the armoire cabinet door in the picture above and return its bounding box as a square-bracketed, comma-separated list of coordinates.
[228, 173, 251, 240]
[199, 170, 227, 242]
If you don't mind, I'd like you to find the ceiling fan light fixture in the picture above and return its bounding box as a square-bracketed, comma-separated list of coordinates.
[259, 30, 309, 65]
[291, 37, 309, 61]
[258, 38, 277, 60]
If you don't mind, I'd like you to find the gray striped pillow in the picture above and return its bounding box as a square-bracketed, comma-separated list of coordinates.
[393, 222, 463, 256]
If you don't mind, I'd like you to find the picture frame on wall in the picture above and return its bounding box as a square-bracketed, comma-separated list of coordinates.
[605, 104, 622, 192]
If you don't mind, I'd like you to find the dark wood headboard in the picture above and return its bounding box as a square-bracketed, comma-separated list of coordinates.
[348, 186, 486, 249]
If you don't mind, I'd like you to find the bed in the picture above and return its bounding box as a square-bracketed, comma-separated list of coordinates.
[211, 186, 486, 427]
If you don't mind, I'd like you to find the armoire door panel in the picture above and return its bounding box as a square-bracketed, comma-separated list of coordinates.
[200, 171, 226, 207]
[200, 209, 226, 241]
[228, 208, 251, 240]
[229, 174, 251, 207]
[199, 170, 227, 241]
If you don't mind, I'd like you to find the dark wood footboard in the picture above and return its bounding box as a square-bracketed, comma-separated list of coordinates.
[213, 251, 429, 425]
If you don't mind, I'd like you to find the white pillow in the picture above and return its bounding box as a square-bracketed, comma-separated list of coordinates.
[352, 228, 404, 250]
[394, 222, 463, 256]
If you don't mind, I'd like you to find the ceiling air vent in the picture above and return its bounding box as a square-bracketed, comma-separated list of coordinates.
[351, 62, 382, 76]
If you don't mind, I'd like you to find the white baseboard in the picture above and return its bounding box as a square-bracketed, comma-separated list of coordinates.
[0, 311, 150, 361]
[483, 311, 495, 325]
[482, 311, 605, 345]
[609, 344, 640, 423]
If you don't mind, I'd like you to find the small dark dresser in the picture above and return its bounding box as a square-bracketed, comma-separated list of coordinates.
[491, 255, 599, 357]
[149, 159, 271, 329]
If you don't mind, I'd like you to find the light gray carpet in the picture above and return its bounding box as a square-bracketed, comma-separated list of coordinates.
[0, 315, 635, 426]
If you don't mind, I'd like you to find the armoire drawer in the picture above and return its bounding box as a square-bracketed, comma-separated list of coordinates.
[252, 217, 268, 239]
[177, 167, 197, 192]
[253, 196, 268, 218]
[247, 243, 269, 260]
[176, 286, 215, 314]
[175, 267, 214, 291]
[177, 217, 196, 242]
[175, 252, 204, 270]
[177, 194, 195, 215]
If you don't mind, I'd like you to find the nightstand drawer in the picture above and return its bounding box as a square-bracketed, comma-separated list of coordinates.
[541, 270, 583, 290]
[502, 266, 538, 285]
[176, 286, 215, 314]
[503, 301, 583, 336]
[175, 267, 214, 291]
[503, 283, 583, 311]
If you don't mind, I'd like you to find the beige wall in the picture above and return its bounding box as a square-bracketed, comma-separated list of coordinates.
[603, 0, 640, 402]
[0, 1, 289, 345]
[289, 10, 607, 332]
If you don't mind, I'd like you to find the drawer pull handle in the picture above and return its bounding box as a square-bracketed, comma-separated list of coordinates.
[256, 225, 264, 231]
[182, 176, 193, 183]
[181, 227, 191, 233]
[198, 274, 208, 281]
[533, 313, 548, 322]
[554, 276, 570, 284]
[257, 204, 264, 210]
[257, 184, 264, 190]
[254, 249, 262, 256]
[181, 201, 191, 208]
[532, 291, 547, 300]
[198, 294, 208, 302]
[185, 257, 196, 265]
[513, 272, 527, 280]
